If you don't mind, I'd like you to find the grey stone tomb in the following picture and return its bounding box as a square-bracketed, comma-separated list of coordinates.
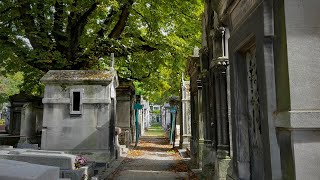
[40, 70, 118, 161]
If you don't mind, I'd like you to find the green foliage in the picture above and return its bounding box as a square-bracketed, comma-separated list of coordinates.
[145, 123, 164, 137]
[0, 71, 24, 104]
[151, 109, 160, 115]
[0, 119, 5, 125]
[0, 0, 203, 102]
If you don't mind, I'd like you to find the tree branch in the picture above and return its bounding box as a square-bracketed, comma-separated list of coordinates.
[67, 2, 98, 63]
[132, 8, 152, 31]
[76, 2, 98, 37]
[53, 1, 67, 53]
[127, 67, 151, 81]
[36, 2, 52, 44]
[18, 1, 42, 49]
[108, 0, 133, 39]
[97, 8, 118, 37]
[0, 6, 13, 15]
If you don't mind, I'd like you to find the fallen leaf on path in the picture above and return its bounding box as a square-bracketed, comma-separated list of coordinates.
[170, 162, 189, 172]
[127, 150, 144, 157]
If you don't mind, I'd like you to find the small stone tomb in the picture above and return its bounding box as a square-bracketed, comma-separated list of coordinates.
[40, 70, 118, 161]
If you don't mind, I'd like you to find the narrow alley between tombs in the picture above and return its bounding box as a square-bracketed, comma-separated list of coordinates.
[107, 124, 197, 180]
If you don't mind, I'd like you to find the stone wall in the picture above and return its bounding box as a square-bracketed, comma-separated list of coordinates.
[200, 0, 320, 179]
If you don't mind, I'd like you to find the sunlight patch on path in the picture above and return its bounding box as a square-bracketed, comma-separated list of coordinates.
[107, 123, 198, 180]
[144, 123, 165, 137]
[115, 170, 188, 180]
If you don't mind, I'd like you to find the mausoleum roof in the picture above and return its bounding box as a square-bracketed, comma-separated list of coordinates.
[41, 70, 117, 85]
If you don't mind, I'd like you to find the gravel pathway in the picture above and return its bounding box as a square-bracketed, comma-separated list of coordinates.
[107, 135, 197, 180]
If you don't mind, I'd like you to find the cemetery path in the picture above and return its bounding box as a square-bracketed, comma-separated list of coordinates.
[107, 125, 197, 180]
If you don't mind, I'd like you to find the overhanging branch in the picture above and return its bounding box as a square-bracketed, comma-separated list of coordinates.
[127, 67, 151, 81]
[108, 0, 133, 39]
[97, 8, 118, 37]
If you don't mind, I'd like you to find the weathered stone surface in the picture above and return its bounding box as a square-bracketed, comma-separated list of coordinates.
[0, 159, 59, 180]
[0, 148, 96, 179]
[283, 0, 320, 110]
[40, 70, 118, 161]
[273, 0, 320, 179]
[0, 149, 76, 170]
[41, 70, 117, 85]
[17, 143, 38, 149]
[180, 80, 191, 149]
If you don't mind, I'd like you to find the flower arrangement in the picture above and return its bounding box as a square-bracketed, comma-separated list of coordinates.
[74, 155, 87, 169]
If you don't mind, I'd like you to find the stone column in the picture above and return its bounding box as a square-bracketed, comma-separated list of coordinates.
[197, 79, 204, 169]
[180, 80, 191, 149]
[188, 50, 202, 168]
[274, 1, 320, 179]
[174, 105, 181, 147]
[115, 127, 121, 159]
[116, 79, 135, 146]
[213, 62, 231, 180]
[169, 96, 180, 147]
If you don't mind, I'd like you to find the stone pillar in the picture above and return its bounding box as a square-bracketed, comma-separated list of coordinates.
[274, 1, 320, 179]
[116, 79, 135, 146]
[115, 127, 121, 159]
[187, 48, 204, 169]
[109, 98, 116, 158]
[197, 80, 204, 169]
[212, 62, 231, 180]
[174, 106, 181, 147]
[169, 96, 180, 147]
[206, 25, 232, 180]
[180, 80, 191, 149]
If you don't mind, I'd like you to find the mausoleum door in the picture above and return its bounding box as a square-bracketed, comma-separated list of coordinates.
[110, 98, 116, 157]
[12, 111, 21, 135]
[246, 46, 264, 179]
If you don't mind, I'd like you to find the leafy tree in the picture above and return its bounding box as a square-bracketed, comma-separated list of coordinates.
[0, 71, 24, 105]
[0, 0, 203, 102]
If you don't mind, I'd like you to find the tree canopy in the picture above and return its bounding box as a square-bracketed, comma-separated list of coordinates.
[0, 0, 203, 103]
[0, 71, 24, 105]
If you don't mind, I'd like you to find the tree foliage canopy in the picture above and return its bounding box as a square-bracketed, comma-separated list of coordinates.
[0, 71, 24, 104]
[0, 0, 203, 103]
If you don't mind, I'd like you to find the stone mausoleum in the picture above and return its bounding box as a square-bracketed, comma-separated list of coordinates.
[190, 0, 320, 179]
[40, 70, 118, 161]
